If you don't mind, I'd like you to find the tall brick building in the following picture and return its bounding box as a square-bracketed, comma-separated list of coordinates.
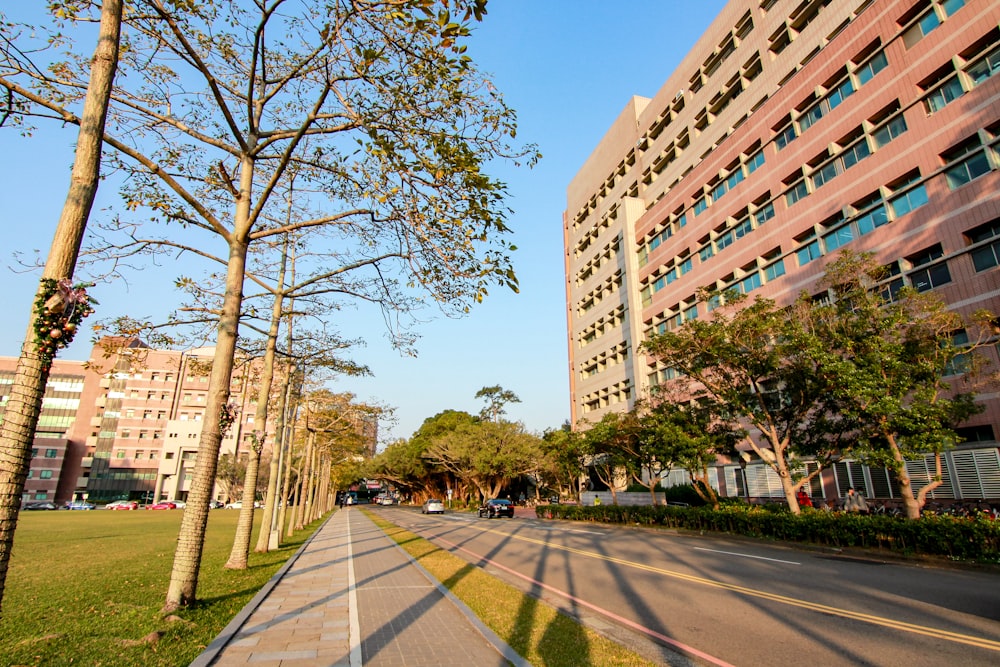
[565, 0, 1000, 501]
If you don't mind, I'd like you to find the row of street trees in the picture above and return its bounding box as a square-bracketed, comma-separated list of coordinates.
[639, 251, 997, 520]
[0, 0, 537, 617]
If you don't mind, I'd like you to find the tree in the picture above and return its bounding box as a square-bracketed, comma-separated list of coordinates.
[0, 0, 122, 618]
[642, 290, 840, 514]
[423, 418, 542, 501]
[538, 423, 587, 502]
[476, 385, 521, 423]
[643, 395, 744, 509]
[808, 251, 996, 519]
[2, 0, 535, 609]
[578, 413, 634, 505]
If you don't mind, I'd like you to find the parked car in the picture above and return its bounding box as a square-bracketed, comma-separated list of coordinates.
[64, 501, 96, 511]
[225, 501, 242, 509]
[421, 498, 444, 514]
[106, 500, 139, 510]
[167, 500, 186, 508]
[209, 500, 224, 509]
[147, 501, 177, 510]
[478, 498, 515, 519]
[23, 501, 58, 511]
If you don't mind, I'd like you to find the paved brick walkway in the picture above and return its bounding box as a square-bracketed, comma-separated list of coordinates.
[192, 507, 527, 667]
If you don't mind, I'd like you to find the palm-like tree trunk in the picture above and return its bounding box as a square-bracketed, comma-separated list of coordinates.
[0, 0, 122, 618]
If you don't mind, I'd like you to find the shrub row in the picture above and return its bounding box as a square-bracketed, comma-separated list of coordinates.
[536, 503, 1000, 562]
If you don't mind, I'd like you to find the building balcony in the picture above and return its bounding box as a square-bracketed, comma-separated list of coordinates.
[89, 416, 103, 427]
[76, 477, 89, 488]
[85, 436, 98, 448]
[80, 457, 93, 468]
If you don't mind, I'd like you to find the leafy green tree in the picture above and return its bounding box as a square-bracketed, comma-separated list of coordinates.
[423, 419, 542, 501]
[643, 395, 744, 509]
[642, 290, 840, 513]
[475, 385, 521, 423]
[578, 413, 635, 505]
[808, 251, 995, 519]
[538, 423, 587, 502]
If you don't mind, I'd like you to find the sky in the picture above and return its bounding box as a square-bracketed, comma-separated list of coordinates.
[0, 1, 727, 444]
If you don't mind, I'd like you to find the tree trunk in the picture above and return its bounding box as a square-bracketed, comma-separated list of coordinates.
[886, 434, 924, 520]
[165, 143, 256, 609]
[295, 431, 314, 530]
[227, 236, 288, 568]
[0, 0, 121, 619]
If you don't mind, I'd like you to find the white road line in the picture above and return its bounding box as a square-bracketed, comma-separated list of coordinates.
[693, 546, 800, 565]
[347, 513, 363, 667]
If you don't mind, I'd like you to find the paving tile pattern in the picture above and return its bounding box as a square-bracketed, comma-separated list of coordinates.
[195, 508, 518, 667]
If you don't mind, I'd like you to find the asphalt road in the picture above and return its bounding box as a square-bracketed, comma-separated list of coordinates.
[373, 505, 1000, 667]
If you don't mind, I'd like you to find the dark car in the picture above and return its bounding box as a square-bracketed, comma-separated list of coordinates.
[23, 501, 58, 511]
[478, 498, 515, 519]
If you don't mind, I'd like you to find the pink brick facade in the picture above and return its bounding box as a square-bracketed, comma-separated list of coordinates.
[565, 0, 1000, 501]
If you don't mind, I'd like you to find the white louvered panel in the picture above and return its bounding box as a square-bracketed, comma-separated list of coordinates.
[973, 448, 1000, 498]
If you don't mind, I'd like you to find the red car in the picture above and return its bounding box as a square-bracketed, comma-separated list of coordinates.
[147, 501, 177, 510]
[106, 500, 139, 510]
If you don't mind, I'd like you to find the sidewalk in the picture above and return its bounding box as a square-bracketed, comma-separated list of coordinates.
[191, 507, 528, 667]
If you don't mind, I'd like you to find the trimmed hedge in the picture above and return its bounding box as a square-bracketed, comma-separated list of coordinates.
[535, 503, 1000, 562]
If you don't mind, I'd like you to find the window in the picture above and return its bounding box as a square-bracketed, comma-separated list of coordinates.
[680, 257, 693, 275]
[739, 272, 762, 294]
[699, 245, 715, 262]
[716, 230, 735, 252]
[943, 139, 991, 189]
[797, 240, 822, 266]
[734, 217, 753, 239]
[889, 183, 928, 218]
[856, 205, 888, 235]
[775, 124, 797, 150]
[786, 180, 809, 206]
[823, 226, 855, 252]
[746, 149, 765, 174]
[754, 202, 775, 225]
[873, 115, 907, 148]
[45, 448, 57, 458]
[856, 52, 888, 85]
[764, 259, 786, 281]
[812, 160, 840, 189]
[925, 75, 963, 113]
[40, 470, 53, 480]
[968, 219, 1000, 271]
[31, 448, 37, 458]
[968, 45, 1000, 86]
[693, 197, 708, 216]
[908, 245, 951, 292]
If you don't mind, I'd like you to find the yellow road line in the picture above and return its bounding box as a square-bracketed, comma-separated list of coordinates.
[469, 524, 1000, 652]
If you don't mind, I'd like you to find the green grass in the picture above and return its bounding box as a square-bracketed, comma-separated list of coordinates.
[0, 509, 321, 667]
[365, 510, 661, 667]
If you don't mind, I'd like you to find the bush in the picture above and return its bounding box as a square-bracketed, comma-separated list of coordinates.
[535, 502, 1000, 563]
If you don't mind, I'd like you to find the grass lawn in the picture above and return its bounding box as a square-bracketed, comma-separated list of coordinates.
[365, 510, 661, 667]
[0, 509, 321, 667]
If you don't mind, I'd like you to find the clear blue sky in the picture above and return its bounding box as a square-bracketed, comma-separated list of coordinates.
[0, 1, 726, 443]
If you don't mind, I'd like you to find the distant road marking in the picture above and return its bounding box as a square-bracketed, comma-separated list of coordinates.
[693, 547, 800, 565]
[428, 522, 1000, 653]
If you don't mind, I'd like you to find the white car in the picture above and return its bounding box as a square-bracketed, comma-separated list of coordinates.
[421, 498, 444, 514]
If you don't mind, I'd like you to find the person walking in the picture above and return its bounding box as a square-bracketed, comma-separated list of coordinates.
[845, 487, 868, 514]
[796, 488, 813, 508]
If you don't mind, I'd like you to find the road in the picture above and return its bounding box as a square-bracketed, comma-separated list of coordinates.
[372, 505, 1000, 667]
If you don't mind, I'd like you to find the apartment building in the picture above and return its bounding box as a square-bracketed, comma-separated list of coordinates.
[0, 357, 100, 504]
[3, 339, 282, 505]
[565, 0, 1000, 501]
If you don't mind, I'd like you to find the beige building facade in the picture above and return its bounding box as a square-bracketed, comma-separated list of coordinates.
[565, 0, 1000, 501]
